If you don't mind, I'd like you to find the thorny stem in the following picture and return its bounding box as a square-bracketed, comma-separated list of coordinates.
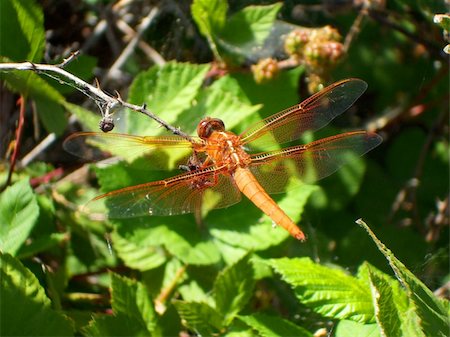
[0, 56, 193, 141]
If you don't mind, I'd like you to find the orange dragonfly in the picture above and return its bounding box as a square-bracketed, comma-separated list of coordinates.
[64, 78, 382, 241]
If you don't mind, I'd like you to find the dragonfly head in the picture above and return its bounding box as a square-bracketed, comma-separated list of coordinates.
[197, 117, 225, 139]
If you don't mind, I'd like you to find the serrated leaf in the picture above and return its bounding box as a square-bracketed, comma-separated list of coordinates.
[367, 266, 402, 337]
[239, 313, 312, 337]
[175, 75, 261, 135]
[0, 179, 39, 255]
[220, 3, 282, 46]
[174, 300, 223, 335]
[112, 216, 220, 268]
[178, 281, 214, 307]
[83, 312, 149, 337]
[269, 257, 375, 323]
[110, 272, 157, 333]
[214, 253, 255, 323]
[335, 320, 380, 337]
[357, 219, 449, 336]
[0, 253, 73, 336]
[0, 0, 44, 61]
[127, 62, 210, 136]
[111, 225, 167, 271]
[11, 0, 45, 61]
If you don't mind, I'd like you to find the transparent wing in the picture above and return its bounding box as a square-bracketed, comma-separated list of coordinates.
[248, 131, 382, 194]
[63, 132, 201, 161]
[240, 79, 368, 151]
[84, 166, 242, 218]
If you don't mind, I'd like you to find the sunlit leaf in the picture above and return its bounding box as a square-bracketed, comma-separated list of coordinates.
[127, 62, 210, 136]
[0, 253, 73, 336]
[0, 179, 39, 255]
[214, 253, 255, 323]
[174, 300, 223, 335]
[268, 257, 375, 323]
[110, 272, 157, 333]
[357, 219, 449, 336]
[239, 313, 312, 337]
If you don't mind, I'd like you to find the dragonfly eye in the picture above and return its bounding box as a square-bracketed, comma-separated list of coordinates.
[197, 118, 225, 139]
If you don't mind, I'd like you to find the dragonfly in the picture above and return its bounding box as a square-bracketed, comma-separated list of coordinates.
[64, 78, 382, 241]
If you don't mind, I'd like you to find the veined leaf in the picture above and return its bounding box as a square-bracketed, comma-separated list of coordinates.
[83, 312, 149, 337]
[0, 179, 39, 255]
[127, 62, 210, 136]
[357, 219, 449, 336]
[335, 320, 380, 337]
[0, 0, 44, 61]
[0, 253, 73, 336]
[174, 300, 223, 335]
[367, 266, 402, 337]
[220, 3, 283, 46]
[110, 272, 157, 334]
[268, 257, 375, 323]
[214, 253, 255, 323]
[175, 75, 261, 135]
[111, 226, 167, 271]
[239, 313, 312, 337]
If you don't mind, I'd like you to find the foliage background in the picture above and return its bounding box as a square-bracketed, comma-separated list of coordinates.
[0, 0, 448, 336]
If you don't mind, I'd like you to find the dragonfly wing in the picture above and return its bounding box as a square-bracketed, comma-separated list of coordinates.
[241, 79, 368, 151]
[64, 132, 200, 161]
[85, 166, 242, 218]
[249, 131, 382, 194]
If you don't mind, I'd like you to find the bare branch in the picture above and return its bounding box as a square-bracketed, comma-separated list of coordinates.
[0, 60, 193, 140]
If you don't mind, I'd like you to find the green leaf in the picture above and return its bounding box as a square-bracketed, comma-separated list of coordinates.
[0, 252, 73, 336]
[110, 272, 157, 333]
[335, 320, 380, 337]
[220, 3, 283, 46]
[268, 257, 375, 323]
[175, 75, 261, 135]
[127, 62, 210, 136]
[35, 95, 67, 135]
[191, 0, 228, 59]
[161, 220, 221, 265]
[11, 0, 45, 61]
[214, 253, 255, 323]
[178, 280, 214, 307]
[64, 102, 101, 132]
[111, 225, 167, 271]
[0, 67, 65, 103]
[84, 313, 149, 337]
[17, 233, 67, 259]
[112, 217, 221, 269]
[239, 313, 312, 337]
[357, 219, 449, 336]
[0, 179, 39, 255]
[191, 0, 228, 38]
[174, 300, 223, 335]
[366, 266, 402, 337]
[0, 0, 45, 61]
